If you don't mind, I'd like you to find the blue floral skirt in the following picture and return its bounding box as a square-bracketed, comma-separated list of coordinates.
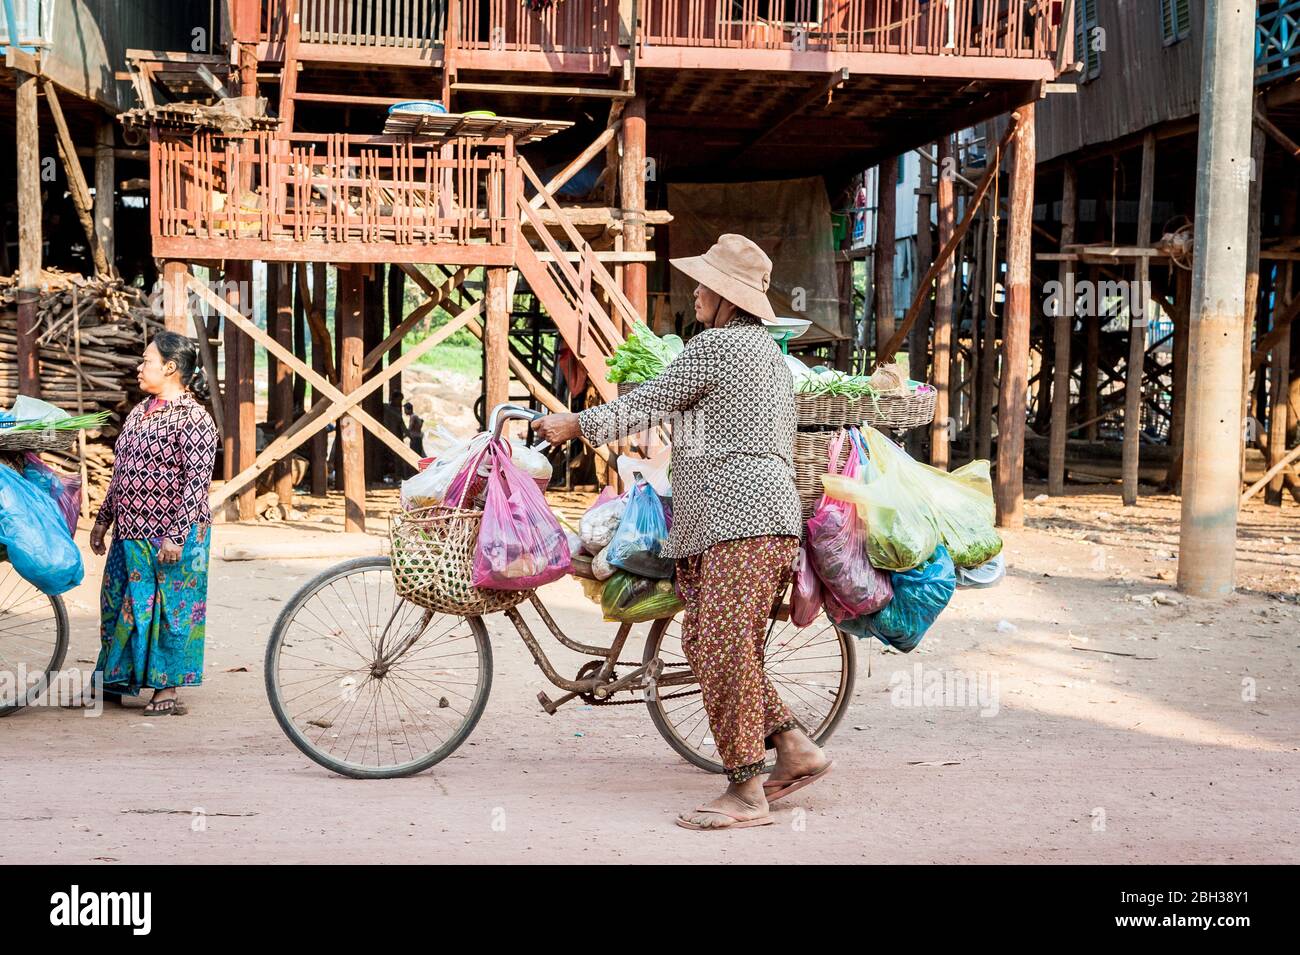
[97, 524, 210, 694]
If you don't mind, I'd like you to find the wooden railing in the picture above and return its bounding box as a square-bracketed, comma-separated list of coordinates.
[450, 0, 617, 57]
[260, 0, 446, 46]
[640, 0, 1059, 58]
[1257, 0, 1300, 84]
[150, 130, 513, 250]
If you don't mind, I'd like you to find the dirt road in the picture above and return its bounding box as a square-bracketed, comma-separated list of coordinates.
[3, 488, 1297, 864]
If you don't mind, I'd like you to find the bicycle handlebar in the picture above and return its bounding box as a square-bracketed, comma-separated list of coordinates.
[488, 403, 546, 441]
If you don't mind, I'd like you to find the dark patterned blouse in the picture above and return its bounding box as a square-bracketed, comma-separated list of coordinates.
[578, 315, 803, 559]
[93, 392, 219, 546]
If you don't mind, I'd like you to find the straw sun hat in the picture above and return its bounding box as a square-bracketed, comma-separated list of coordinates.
[670, 233, 777, 324]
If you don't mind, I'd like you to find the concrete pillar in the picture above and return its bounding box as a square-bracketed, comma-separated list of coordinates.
[1178, 0, 1258, 596]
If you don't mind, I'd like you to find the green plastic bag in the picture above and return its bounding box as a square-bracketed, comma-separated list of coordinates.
[601, 570, 684, 623]
[860, 426, 1002, 569]
[821, 429, 938, 573]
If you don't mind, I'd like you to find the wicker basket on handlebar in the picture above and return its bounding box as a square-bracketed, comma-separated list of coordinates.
[389, 505, 531, 617]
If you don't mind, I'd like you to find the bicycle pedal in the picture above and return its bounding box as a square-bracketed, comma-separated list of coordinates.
[536, 690, 559, 715]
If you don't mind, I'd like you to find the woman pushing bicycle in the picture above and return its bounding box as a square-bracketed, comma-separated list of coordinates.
[533, 234, 835, 831]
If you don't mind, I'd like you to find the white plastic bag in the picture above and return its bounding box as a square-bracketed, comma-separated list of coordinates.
[617, 444, 671, 497]
[580, 495, 627, 554]
[400, 432, 492, 509]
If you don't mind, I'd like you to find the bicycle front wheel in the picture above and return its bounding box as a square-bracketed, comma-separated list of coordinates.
[265, 557, 492, 779]
[643, 610, 856, 775]
[0, 561, 69, 716]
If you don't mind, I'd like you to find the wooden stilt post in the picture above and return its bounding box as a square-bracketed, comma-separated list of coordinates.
[1123, 132, 1157, 506]
[1048, 162, 1077, 495]
[387, 263, 405, 408]
[1267, 187, 1296, 504]
[874, 158, 898, 359]
[968, 215, 984, 460]
[977, 212, 998, 461]
[310, 262, 329, 497]
[362, 267, 384, 481]
[1083, 266, 1100, 440]
[485, 266, 511, 417]
[292, 263, 307, 413]
[339, 266, 367, 533]
[996, 105, 1035, 528]
[621, 96, 648, 323]
[223, 263, 256, 520]
[162, 261, 189, 334]
[15, 68, 41, 397]
[273, 263, 295, 507]
[931, 136, 956, 469]
[1166, 265, 1192, 491]
[94, 120, 115, 270]
[909, 149, 933, 457]
[1240, 117, 1266, 491]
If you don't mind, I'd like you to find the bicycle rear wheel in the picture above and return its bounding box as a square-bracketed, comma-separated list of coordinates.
[643, 609, 856, 775]
[0, 561, 69, 716]
[265, 556, 492, 779]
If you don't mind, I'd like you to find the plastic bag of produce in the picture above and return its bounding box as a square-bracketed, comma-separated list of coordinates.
[605, 480, 673, 579]
[790, 544, 823, 628]
[839, 546, 955, 652]
[0, 463, 84, 596]
[822, 428, 938, 573]
[579, 492, 627, 553]
[601, 570, 684, 623]
[471, 440, 571, 590]
[590, 545, 617, 581]
[22, 453, 81, 536]
[401, 432, 492, 509]
[807, 431, 892, 618]
[854, 426, 1000, 568]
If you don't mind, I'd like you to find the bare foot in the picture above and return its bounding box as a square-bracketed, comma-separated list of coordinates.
[677, 779, 769, 830]
[767, 726, 830, 784]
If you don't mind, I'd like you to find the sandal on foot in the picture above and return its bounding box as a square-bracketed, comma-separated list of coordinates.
[675, 806, 774, 831]
[762, 760, 834, 803]
[143, 698, 186, 716]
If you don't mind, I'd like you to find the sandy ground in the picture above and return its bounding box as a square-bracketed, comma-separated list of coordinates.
[2, 485, 1297, 865]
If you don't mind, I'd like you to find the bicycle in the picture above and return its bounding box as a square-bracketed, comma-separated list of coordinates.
[264, 406, 856, 779]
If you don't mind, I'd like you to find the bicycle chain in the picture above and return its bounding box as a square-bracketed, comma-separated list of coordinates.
[584, 661, 701, 706]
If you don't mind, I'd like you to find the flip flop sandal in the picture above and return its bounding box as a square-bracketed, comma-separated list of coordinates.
[143, 698, 186, 716]
[675, 806, 775, 831]
[762, 760, 835, 803]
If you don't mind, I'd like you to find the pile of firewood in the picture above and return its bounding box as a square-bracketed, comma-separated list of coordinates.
[0, 269, 161, 506]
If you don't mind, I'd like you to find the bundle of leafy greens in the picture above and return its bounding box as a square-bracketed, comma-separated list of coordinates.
[793, 368, 882, 399]
[605, 321, 685, 384]
[5, 412, 110, 432]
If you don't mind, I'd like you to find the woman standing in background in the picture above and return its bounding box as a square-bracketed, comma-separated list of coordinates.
[90, 331, 218, 715]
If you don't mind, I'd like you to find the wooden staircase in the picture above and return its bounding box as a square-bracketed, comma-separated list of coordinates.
[512, 156, 639, 402]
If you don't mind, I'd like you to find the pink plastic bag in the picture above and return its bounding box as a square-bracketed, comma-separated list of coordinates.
[444, 438, 494, 508]
[22, 453, 81, 536]
[805, 430, 892, 620]
[472, 440, 572, 590]
[790, 544, 823, 628]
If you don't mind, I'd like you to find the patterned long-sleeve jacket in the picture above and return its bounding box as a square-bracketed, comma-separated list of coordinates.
[94, 392, 219, 546]
[578, 315, 803, 559]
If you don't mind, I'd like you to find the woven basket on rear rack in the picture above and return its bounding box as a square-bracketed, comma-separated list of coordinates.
[617, 381, 643, 397]
[792, 429, 853, 522]
[0, 429, 78, 453]
[389, 505, 531, 617]
[794, 387, 937, 431]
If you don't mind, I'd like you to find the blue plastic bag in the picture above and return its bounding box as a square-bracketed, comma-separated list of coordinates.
[839, 545, 955, 653]
[0, 463, 84, 596]
[606, 479, 673, 579]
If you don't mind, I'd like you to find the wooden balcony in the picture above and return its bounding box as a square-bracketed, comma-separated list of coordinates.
[253, 0, 1061, 79]
[150, 129, 516, 263]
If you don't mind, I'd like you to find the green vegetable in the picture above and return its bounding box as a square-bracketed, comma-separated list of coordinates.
[7, 412, 110, 432]
[606, 321, 685, 384]
[794, 368, 881, 400]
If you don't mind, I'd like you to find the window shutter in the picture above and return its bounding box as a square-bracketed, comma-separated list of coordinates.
[1175, 0, 1191, 39]
[1076, 0, 1101, 81]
